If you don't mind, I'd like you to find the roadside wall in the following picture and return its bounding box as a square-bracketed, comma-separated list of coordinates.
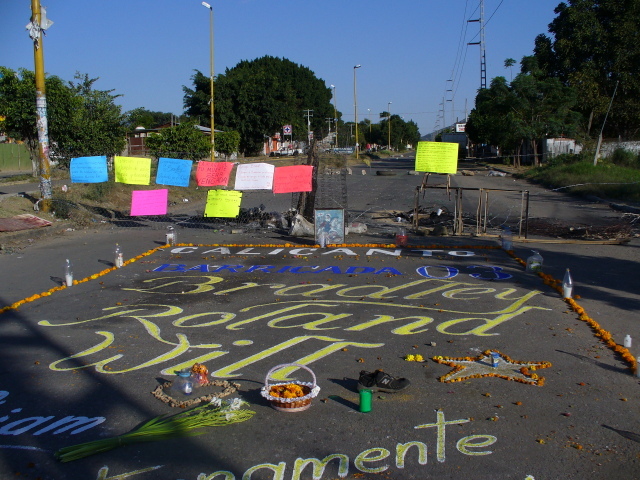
[600, 140, 640, 157]
[0, 144, 31, 173]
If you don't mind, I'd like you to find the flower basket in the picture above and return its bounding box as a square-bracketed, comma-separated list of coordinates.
[260, 363, 320, 412]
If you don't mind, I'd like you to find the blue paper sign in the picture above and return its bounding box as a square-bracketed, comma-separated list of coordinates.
[70, 156, 108, 183]
[156, 157, 193, 187]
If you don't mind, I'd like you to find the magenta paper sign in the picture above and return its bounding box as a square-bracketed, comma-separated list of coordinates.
[273, 165, 313, 193]
[130, 189, 169, 216]
[196, 161, 234, 187]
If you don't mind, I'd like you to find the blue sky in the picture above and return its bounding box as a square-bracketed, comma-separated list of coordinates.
[1, 1, 562, 137]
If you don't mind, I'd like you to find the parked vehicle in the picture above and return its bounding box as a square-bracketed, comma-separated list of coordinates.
[269, 147, 304, 157]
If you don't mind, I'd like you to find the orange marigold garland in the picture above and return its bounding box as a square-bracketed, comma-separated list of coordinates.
[0, 246, 167, 315]
[432, 350, 551, 386]
[504, 248, 636, 373]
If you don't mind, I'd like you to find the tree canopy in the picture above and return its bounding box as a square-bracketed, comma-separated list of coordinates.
[124, 108, 183, 131]
[362, 114, 420, 150]
[0, 67, 126, 169]
[466, 0, 640, 161]
[145, 121, 211, 160]
[533, 0, 640, 138]
[183, 56, 335, 155]
[467, 57, 580, 165]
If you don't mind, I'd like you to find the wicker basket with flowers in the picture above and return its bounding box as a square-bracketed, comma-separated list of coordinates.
[260, 363, 320, 412]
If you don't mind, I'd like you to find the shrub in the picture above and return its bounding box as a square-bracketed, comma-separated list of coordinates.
[82, 181, 116, 202]
[609, 148, 639, 169]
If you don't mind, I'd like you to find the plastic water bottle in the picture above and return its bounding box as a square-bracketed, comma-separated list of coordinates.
[562, 269, 573, 298]
[64, 259, 73, 287]
[501, 227, 513, 250]
[491, 352, 500, 367]
[526, 251, 543, 272]
[114, 244, 124, 268]
[624, 335, 632, 349]
[166, 225, 177, 246]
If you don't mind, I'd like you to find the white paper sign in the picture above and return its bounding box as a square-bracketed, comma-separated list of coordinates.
[234, 163, 275, 190]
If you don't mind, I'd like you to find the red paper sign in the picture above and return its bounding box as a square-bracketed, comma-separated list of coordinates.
[196, 161, 234, 187]
[272, 165, 313, 194]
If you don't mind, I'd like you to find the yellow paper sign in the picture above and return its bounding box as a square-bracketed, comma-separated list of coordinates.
[114, 156, 152, 185]
[415, 142, 459, 174]
[204, 189, 243, 218]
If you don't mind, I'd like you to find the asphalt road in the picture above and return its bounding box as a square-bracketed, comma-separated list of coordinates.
[1, 157, 640, 479]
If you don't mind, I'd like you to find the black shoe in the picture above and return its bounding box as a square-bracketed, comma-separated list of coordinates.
[357, 369, 410, 393]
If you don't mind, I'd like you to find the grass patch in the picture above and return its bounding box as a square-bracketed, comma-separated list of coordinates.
[522, 155, 640, 202]
[0, 174, 35, 184]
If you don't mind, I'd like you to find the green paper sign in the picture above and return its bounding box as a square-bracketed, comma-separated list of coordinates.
[415, 141, 458, 174]
[204, 190, 243, 218]
[114, 156, 152, 185]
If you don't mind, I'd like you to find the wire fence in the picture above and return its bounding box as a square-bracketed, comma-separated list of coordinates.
[412, 185, 529, 237]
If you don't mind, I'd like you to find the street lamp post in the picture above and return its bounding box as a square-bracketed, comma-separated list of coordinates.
[353, 65, 361, 159]
[202, 2, 215, 160]
[387, 101, 392, 151]
[331, 84, 338, 148]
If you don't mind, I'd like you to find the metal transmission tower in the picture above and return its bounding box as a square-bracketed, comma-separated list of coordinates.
[467, 0, 487, 90]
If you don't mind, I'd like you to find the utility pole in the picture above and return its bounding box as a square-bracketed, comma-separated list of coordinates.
[304, 109, 313, 146]
[446, 79, 454, 129]
[326, 118, 333, 146]
[594, 80, 619, 166]
[202, 2, 215, 160]
[28, 0, 53, 209]
[331, 85, 338, 148]
[353, 65, 361, 159]
[387, 101, 392, 150]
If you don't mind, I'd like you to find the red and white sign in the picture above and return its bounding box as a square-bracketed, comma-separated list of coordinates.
[283, 125, 292, 135]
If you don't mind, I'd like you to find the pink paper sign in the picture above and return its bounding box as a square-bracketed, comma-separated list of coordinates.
[273, 165, 314, 193]
[196, 161, 234, 187]
[130, 189, 168, 216]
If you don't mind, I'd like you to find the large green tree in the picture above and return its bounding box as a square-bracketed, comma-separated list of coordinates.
[59, 73, 127, 163]
[183, 56, 334, 155]
[534, 0, 640, 138]
[467, 57, 580, 166]
[0, 68, 126, 170]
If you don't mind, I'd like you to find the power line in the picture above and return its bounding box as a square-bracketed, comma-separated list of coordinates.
[449, 0, 471, 90]
[485, 0, 505, 27]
